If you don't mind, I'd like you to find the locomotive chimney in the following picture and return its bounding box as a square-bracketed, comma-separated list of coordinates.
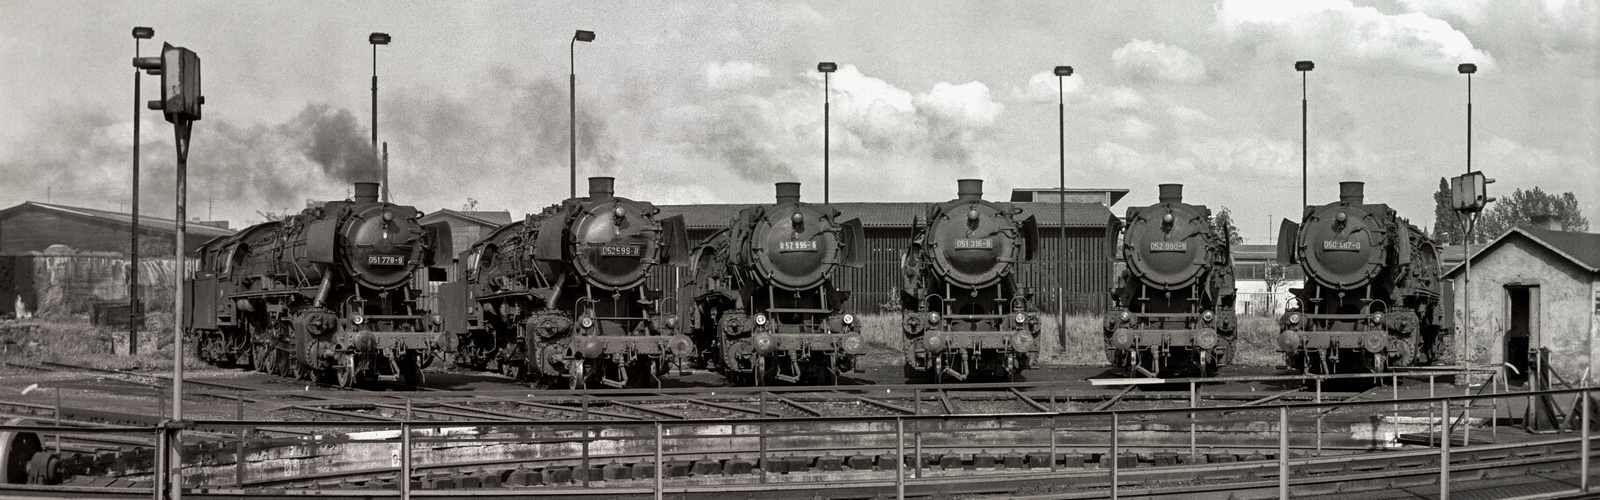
[957, 179, 984, 201]
[588, 176, 615, 199]
[1531, 214, 1563, 231]
[1157, 184, 1183, 204]
[1338, 181, 1365, 204]
[775, 182, 802, 204]
[353, 182, 380, 203]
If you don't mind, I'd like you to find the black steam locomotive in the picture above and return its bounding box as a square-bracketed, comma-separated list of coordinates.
[901, 179, 1042, 382]
[1276, 181, 1447, 374]
[440, 177, 693, 389]
[1104, 184, 1237, 377]
[684, 182, 866, 385]
[185, 182, 452, 388]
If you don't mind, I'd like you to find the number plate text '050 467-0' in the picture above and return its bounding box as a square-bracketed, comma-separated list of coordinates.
[367, 255, 405, 266]
[1322, 240, 1362, 251]
[1149, 241, 1187, 252]
[778, 240, 819, 252]
[600, 245, 641, 257]
[955, 238, 994, 249]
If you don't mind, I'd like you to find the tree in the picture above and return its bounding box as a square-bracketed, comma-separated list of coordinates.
[1432, 177, 1467, 245]
[1475, 187, 1589, 241]
[1213, 206, 1245, 245]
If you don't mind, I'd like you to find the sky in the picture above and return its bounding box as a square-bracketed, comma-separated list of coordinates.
[1, 0, 1595, 244]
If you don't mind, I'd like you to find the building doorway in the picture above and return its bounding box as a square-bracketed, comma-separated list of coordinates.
[1504, 286, 1539, 386]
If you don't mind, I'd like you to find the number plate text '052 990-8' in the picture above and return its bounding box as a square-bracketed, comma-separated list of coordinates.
[1322, 240, 1362, 251]
[1149, 241, 1187, 252]
[600, 245, 641, 257]
[779, 240, 818, 252]
[367, 255, 406, 266]
[955, 238, 994, 249]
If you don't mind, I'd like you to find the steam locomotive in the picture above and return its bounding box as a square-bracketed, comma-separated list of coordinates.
[684, 182, 866, 385]
[1276, 181, 1447, 374]
[185, 182, 452, 388]
[1104, 184, 1237, 377]
[901, 179, 1042, 382]
[440, 177, 693, 389]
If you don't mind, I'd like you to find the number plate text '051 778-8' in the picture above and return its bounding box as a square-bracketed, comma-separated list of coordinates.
[778, 240, 818, 252]
[1149, 241, 1187, 252]
[955, 238, 994, 249]
[367, 255, 405, 266]
[600, 245, 641, 257]
[1322, 240, 1362, 251]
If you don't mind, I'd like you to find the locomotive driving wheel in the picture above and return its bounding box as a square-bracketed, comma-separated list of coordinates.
[334, 353, 356, 388]
[569, 359, 587, 390]
[1197, 350, 1217, 378]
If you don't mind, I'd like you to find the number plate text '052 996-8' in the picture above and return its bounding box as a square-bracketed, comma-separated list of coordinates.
[367, 255, 405, 266]
[779, 240, 818, 252]
[1149, 241, 1187, 252]
[1322, 240, 1362, 251]
[955, 238, 994, 249]
[600, 245, 641, 257]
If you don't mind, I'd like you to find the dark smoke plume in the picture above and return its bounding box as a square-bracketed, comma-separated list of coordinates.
[290, 105, 379, 183]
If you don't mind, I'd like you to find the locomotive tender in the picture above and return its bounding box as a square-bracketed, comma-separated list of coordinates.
[1104, 184, 1237, 377]
[441, 177, 693, 389]
[685, 182, 867, 385]
[185, 182, 452, 388]
[901, 179, 1042, 382]
[1276, 181, 1448, 374]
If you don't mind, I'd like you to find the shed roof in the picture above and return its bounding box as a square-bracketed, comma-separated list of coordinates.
[0, 201, 235, 239]
[656, 201, 1116, 230]
[421, 208, 513, 228]
[1443, 227, 1600, 278]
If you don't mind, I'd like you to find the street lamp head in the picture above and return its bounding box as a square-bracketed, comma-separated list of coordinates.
[1295, 60, 1315, 72]
[133, 27, 154, 39]
[1458, 63, 1477, 74]
[817, 62, 837, 73]
[1053, 65, 1073, 77]
[369, 32, 391, 45]
[574, 30, 595, 42]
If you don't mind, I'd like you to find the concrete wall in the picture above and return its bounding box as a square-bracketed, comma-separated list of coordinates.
[0, 253, 176, 318]
[1452, 237, 1595, 383]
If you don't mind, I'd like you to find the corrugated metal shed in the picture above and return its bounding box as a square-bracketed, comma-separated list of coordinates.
[0, 201, 234, 255]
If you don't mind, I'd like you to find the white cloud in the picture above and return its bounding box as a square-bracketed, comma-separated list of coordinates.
[704, 61, 772, 90]
[1014, 71, 1085, 103]
[1112, 40, 1208, 83]
[1216, 0, 1497, 74]
[1104, 87, 1146, 110]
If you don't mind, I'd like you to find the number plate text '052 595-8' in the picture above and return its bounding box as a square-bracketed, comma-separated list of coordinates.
[955, 238, 994, 249]
[367, 255, 405, 266]
[778, 240, 818, 252]
[1322, 240, 1362, 251]
[600, 245, 641, 257]
[1149, 241, 1187, 252]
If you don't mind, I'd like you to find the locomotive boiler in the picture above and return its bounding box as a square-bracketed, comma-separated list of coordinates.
[1103, 184, 1237, 377]
[684, 182, 866, 385]
[441, 177, 692, 389]
[901, 179, 1042, 382]
[1276, 181, 1447, 374]
[185, 182, 452, 388]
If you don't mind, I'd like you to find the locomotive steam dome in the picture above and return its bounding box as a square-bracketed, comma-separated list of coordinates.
[928, 179, 1019, 289]
[1124, 184, 1209, 290]
[1299, 181, 1385, 289]
[571, 177, 656, 290]
[753, 182, 840, 290]
[343, 182, 424, 289]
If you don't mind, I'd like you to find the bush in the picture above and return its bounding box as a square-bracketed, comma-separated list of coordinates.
[0, 318, 203, 371]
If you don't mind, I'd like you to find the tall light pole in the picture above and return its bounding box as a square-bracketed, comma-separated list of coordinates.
[570, 30, 595, 199]
[1054, 65, 1072, 347]
[818, 62, 837, 203]
[1459, 62, 1477, 369]
[130, 26, 154, 357]
[1295, 61, 1313, 217]
[369, 32, 390, 202]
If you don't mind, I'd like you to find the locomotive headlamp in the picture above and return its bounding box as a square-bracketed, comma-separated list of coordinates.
[1369, 311, 1384, 326]
[1336, 211, 1347, 222]
[664, 316, 679, 329]
[842, 313, 855, 325]
[352, 314, 366, 325]
[791, 212, 804, 227]
[383, 211, 394, 222]
[1201, 310, 1215, 323]
[579, 315, 595, 329]
[1286, 313, 1302, 327]
[1014, 312, 1027, 325]
[928, 311, 941, 325]
[1163, 213, 1174, 224]
[613, 206, 627, 219]
[1120, 310, 1131, 322]
[432, 314, 443, 325]
[754, 313, 768, 326]
[968, 209, 980, 221]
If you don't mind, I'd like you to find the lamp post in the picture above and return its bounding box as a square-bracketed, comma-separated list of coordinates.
[1295, 60, 1313, 217]
[369, 32, 390, 202]
[130, 26, 154, 357]
[818, 62, 837, 203]
[1458, 62, 1477, 368]
[1054, 65, 1072, 347]
[570, 30, 595, 199]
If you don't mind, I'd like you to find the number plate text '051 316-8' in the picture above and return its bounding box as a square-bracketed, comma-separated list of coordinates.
[367, 255, 405, 266]
[600, 245, 641, 257]
[1322, 240, 1362, 251]
[955, 238, 994, 249]
[1149, 241, 1187, 252]
[779, 240, 819, 252]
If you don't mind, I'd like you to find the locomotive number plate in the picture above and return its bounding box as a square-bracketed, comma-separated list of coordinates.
[1149, 242, 1188, 252]
[779, 240, 818, 252]
[600, 245, 641, 257]
[955, 238, 993, 249]
[367, 255, 405, 266]
[1322, 240, 1362, 251]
